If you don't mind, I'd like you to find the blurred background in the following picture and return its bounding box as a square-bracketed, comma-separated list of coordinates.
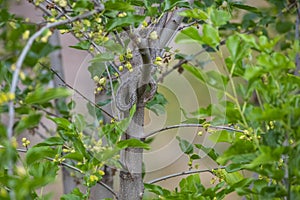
[8, 0, 269, 199]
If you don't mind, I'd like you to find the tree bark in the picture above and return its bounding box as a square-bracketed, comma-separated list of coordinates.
[119, 106, 145, 200]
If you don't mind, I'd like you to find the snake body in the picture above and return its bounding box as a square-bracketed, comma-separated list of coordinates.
[116, 68, 157, 111]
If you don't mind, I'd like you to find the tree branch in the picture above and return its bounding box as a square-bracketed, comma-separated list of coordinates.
[11, 147, 118, 199]
[143, 123, 244, 138]
[146, 166, 226, 184]
[39, 63, 115, 120]
[7, 10, 99, 139]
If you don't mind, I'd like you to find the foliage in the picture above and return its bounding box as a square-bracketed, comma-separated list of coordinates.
[0, 0, 299, 199]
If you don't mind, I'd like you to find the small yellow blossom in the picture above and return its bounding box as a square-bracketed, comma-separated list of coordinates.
[150, 31, 158, 40]
[19, 71, 26, 80]
[58, 0, 67, 7]
[99, 77, 106, 85]
[117, 12, 127, 18]
[89, 175, 99, 182]
[22, 30, 30, 40]
[98, 170, 105, 176]
[11, 63, 16, 71]
[93, 75, 100, 82]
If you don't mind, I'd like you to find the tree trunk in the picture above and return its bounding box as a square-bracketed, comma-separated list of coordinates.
[119, 105, 145, 200]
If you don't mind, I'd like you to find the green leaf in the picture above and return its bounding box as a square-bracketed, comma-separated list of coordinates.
[104, 1, 135, 11]
[73, 113, 86, 133]
[69, 40, 90, 50]
[201, 24, 220, 48]
[209, 130, 233, 143]
[28, 161, 59, 187]
[146, 93, 168, 116]
[183, 64, 228, 91]
[245, 146, 284, 169]
[34, 137, 64, 147]
[163, 0, 190, 11]
[72, 0, 93, 11]
[176, 136, 193, 155]
[175, 26, 202, 44]
[61, 188, 85, 200]
[210, 9, 231, 27]
[103, 40, 123, 54]
[15, 112, 42, 134]
[47, 117, 75, 131]
[275, 20, 294, 34]
[225, 163, 244, 172]
[222, 170, 244, 185]
[63, 152, 84, 161]
[216, 140, 256, 165]
[226, 35, 244, 63]
[194, 144, 219, 161]
[106, 14, 145, 31]
[90, 52, 114, 62]
[117, 138, 150, 150]
[179, 174, 204, 193]
[26, 146, 58, 165]
[88, 62, 106, 78]
[232, 3, 260, 14]
[179, 8, 208, 20]
[144, 183, 171, 196]
[25, 87, 71, 104]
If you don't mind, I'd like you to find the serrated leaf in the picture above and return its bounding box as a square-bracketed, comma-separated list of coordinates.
[25, 87, 71, 104]
[117, 138, 150, 150]
[210, 9, 231, 27]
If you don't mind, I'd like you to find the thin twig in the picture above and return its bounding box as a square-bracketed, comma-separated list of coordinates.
[42, 0, 118, 72]
[32, 105, 60, 118]
[143, 123, 244, 138]
[12, 147, 118, 199]
[8, 10, 98, 139]
[40, 63, 115, 119]
[146, 166, 226, 184]
[157, 48, 207, 82]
